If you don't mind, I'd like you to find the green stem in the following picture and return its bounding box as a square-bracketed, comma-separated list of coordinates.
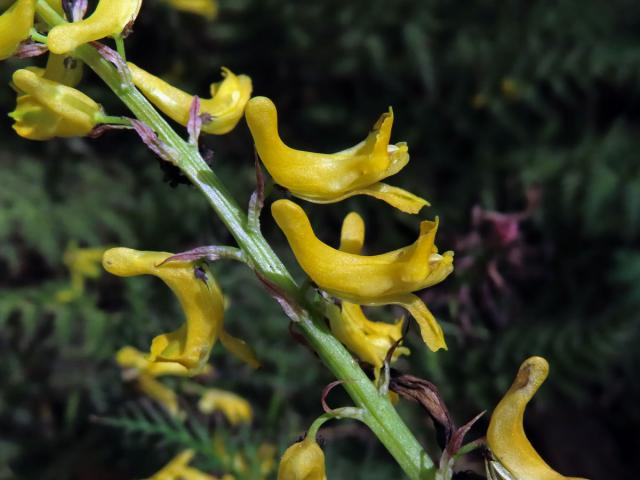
[306, 413, 334, 441]
[33, 3, 435, 478]
[96, 114, 131, 126]
[30, 29, 48, 44]
[114, 35, 126, 62]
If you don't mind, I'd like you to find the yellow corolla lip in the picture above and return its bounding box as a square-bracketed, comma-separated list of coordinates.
[245, 96, 428, 214]
[128, 62, 252, 135]
[198, 388, 253, 425]
[487, 357, 590, 480]
[271, 199, 453, 351]
[47, 0, 143, 54]
[10, 68, 102, 141]
[277, 437, 327, 480]
[0, 0, 35, 60]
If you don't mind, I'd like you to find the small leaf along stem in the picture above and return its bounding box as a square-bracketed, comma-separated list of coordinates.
[33, 2, 436, 478]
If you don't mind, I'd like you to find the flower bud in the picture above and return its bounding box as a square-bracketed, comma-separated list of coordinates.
[0, 0, 35, 60]
[47, 0, 143, 54]
[277, 437, 326, 480]
[9, 68, 102, 140]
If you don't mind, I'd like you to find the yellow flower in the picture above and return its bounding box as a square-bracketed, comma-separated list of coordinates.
[0, 0, 35, 60]
[245, 96, 428, 214]
[277, 437, 326, 480]
[149, 450, 230, 480]
[9, 68, 102, 140]
[271, 199, 453, 351]
[167, 0, 218, 20]
[487, 357, 589, 480]
[328, 212, 410, 370]
[56, 243, 106, 303]
[47, 0, 143, 54]
[103, 248, 258, 376]
[127, 62, 252, 135]
[116, 346, 183, 416]
[198, 388, 253, 425]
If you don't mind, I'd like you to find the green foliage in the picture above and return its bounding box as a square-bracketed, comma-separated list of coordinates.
[96, 400, 213, 457]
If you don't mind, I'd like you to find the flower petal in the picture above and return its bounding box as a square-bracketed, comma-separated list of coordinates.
[386, 293, 447, 352]
[128, 62, 252, 135]
[297, 181, 429, 214]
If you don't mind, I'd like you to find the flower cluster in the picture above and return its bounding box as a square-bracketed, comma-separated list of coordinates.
[271, 200, 453, 352]
[1, 1, 591, 479]
[1, 0, 250, 141]
[242, 93, 455, 353]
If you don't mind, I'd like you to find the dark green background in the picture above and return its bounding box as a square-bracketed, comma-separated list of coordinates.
[1, 1, 638, 478]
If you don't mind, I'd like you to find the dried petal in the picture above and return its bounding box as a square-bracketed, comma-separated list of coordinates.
[389, 373, 454, 449]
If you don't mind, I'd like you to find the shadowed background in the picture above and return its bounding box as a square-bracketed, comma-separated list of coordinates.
[1, 0, 639, 478]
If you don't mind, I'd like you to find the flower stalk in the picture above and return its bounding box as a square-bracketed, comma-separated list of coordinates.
[33, 1, 435, 477]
